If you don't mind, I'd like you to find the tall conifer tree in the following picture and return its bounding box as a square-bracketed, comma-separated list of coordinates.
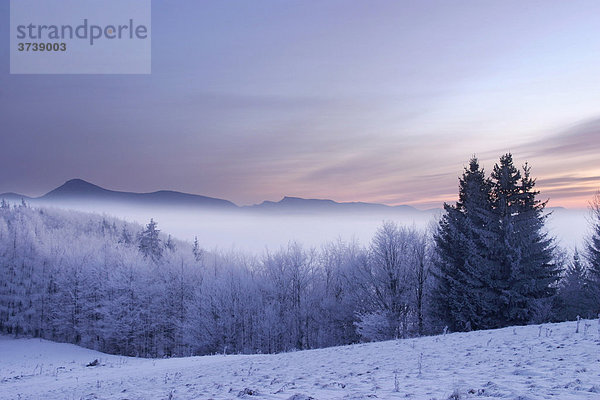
[489, 154, 557, 325]
[586, 193, 600, 306]
[433, 158, 494, 331]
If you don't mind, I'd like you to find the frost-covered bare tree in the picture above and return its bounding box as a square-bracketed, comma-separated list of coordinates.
[316, 239, 364, 346]
[411, 230, 431, 336]
[354, 222, 432, 340]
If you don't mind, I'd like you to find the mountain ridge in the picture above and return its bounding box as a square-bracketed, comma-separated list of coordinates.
[247, 195, 420, 214]
[1, 178, 427, 214]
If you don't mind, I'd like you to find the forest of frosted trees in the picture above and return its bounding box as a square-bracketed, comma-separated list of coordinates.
[1, 153, 599, 358]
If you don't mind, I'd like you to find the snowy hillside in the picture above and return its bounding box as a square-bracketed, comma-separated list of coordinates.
[1, 320, 600, 400]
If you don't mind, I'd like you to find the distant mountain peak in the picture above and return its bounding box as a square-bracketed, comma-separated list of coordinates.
[37, 178, 237, 208]
[45, 178, 107, 198]
[62, 178, 103, 189]
[64, 178, 92, 185]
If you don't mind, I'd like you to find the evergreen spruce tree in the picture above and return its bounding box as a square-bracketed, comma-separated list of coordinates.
[557, 249, 594, 320]
[489, 154, 557, 326]
[435, 154, 558, 331]
[433, 157, 495, 331]
[165, 234, 176, 252]
[192, 236, 203, 263]
[137, 219, 163, 261]
[586, 192, 600, 306]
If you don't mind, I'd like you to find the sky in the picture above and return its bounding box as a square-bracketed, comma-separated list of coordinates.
[1, 0, 600, 209]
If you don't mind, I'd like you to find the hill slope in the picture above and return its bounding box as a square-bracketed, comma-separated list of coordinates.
[1, 320, 599, 400]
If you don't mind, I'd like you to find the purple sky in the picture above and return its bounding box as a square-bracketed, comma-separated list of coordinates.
[1, 0, 600, 209]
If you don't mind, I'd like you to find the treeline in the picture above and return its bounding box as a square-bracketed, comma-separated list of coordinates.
[0, 153, 599, 357]
[0, 203, 433, 357]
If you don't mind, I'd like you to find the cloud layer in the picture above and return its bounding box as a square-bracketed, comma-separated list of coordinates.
[1, 1, 600, 209]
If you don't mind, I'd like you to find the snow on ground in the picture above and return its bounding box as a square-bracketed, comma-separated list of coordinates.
[1, 320, 600, 400]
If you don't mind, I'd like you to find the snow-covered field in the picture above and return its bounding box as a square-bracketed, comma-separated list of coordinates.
[1, 320, 599, 400]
